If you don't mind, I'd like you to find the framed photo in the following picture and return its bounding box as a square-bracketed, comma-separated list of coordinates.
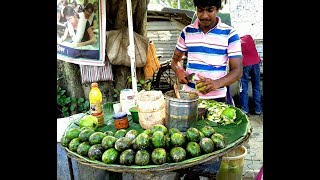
[57, 0, 106, 66]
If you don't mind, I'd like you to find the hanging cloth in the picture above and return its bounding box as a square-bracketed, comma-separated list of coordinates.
[79, 58, 113, 84]
[143, 41, 160, 80]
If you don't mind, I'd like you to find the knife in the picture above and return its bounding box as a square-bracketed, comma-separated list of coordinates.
[186, 73, 195, 81]
[186, 73, 196, 88]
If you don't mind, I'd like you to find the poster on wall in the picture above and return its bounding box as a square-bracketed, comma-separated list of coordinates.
[57, 0, 106, 66]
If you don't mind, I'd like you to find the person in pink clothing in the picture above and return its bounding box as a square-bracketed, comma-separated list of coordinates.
[239, 34, 262, 115]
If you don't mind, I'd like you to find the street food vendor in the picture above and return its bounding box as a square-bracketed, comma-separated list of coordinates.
[170, 0, 242, 178]
[171, 0, 242, 105]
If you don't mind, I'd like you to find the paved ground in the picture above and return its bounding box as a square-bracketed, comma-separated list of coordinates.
[242, 113, 263, 180]
[189, 113, 263, 180]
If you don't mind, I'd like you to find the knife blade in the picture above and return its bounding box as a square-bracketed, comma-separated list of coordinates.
[186, 73, 196, 89]
[186, 73, 195, 81]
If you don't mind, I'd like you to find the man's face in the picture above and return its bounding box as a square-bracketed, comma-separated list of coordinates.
[196, 6, 219, 27]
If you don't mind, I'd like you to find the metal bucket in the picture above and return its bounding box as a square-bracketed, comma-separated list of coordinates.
[164, 90, 199, 132]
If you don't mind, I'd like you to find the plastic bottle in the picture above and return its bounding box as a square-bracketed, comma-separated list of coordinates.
[89, 82, 104, 126]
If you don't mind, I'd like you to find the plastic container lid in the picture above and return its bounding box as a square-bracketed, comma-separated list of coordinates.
[129, 106, 138, 113]
[91, 82, 98, 87]
[112, 112, 127, 119]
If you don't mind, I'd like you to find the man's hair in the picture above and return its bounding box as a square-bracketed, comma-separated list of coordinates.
[84, 3, 94, 12]
[193, 0, 222, 9]
[63, 6, 75, 17]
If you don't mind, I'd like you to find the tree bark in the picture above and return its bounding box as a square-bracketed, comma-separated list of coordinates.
[62, 62, 84, 98]
[57, 60, 67, 89]
[134, 0, 148, 36]
[115, 0, 128, 29]
[110, 0, 149, 91]
[60, 61, 84, 115]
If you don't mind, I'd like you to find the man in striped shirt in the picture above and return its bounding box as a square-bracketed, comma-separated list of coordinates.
[171, 0, 242, 103]
[171, 0, 243, 178]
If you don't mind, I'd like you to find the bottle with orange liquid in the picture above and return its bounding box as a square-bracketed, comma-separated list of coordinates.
[89, 82, 104, 126]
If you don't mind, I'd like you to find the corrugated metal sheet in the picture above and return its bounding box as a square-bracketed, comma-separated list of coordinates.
[147, 21, 183, 63]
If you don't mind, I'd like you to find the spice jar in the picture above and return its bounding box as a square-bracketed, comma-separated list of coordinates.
[113, 112, 129, 130]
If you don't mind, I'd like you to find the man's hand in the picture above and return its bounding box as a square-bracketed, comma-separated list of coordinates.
[176, 68, 188, 84]
[196, 74, 221, 94]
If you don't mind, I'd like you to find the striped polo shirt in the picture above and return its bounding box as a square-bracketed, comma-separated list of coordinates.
[176, 17, 242, 99]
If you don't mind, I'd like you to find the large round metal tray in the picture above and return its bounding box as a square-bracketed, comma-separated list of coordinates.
[63, 106, 252, 174]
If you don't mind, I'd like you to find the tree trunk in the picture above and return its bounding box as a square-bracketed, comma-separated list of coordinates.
[110, 0, 149, 91]
[60, 61, 84, 115]
[134, 0, 149, 36]
[62, 62, 84, 98]
[57, 60, 67, 89]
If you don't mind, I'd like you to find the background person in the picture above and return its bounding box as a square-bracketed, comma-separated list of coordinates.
[239, 34, 262, 115]
[79, 3, 98, 30]
[70, 0, 83, 13]
[58, 6, 96, 47]
[58, 0, 68, 23]
[93, 1, 99, 24]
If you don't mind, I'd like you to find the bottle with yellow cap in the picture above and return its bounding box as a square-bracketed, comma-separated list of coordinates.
[89, 82, 104, 126]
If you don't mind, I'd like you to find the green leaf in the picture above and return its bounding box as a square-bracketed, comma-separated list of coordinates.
[65, 97, 71, 103]
[146, 82, 151, 91]
[113, 94, 118, 98]
[57, 87, 61, 92]
[78, 106, 83, 112]
[127, 76, 132, 83]
[70, 104, 76, 111]
[63, 111, 69, 117]
[71, 97, 77, 102]
[57, 98, 65, 106]
[62, 106, 68, 112]
[78, 98, 84, 103]
[84, 101, 90, 108]
[58, 90, 66, 95]
[139, 79, 145, 84]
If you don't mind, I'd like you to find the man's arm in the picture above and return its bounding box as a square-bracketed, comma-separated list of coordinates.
[171, 49, 188, 84]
